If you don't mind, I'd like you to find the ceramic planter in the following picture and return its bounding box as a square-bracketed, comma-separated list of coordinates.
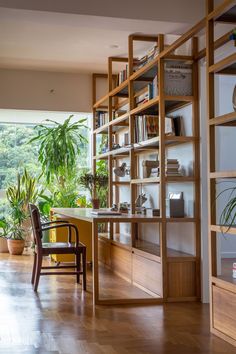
[7, 239, 25, 255]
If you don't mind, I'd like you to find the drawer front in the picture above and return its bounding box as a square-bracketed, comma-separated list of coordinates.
[213, 285, 236, 341]
[167, 261, 196, 298]
[98, 239, 111, 266]
[111, 244, 132, 281]
[132, 253, 162, 296]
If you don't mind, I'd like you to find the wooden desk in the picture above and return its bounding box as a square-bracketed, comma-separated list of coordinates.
[51, 208, 160, 305]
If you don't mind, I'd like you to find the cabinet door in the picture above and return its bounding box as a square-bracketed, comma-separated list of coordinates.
[212, 285, 236, 342]
[132, 253, 162, 296]
[110, 244, 132, 282]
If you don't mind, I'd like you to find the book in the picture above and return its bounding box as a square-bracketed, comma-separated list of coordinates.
[91, 210, 122, 215]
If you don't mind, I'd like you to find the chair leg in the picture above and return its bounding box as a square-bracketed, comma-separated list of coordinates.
[31, 252, 37, 284]
[82, 248, 86, 291]
[76, 252, 81, 284]
[34, 253, 42, 292]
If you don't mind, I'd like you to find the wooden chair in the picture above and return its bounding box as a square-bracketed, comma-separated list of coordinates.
[29, 203, 86, 292]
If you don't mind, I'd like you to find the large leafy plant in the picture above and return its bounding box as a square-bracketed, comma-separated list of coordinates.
[217, 183, 236, 230]
[29, 115, 88, 185]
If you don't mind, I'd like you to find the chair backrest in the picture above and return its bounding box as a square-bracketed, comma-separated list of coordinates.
[29, 203, 43, 248]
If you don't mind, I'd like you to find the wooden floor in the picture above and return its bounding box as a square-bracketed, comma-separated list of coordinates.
[0, 254, 235, 354]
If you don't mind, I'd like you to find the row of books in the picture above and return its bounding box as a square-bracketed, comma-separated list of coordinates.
[118, 65, 128, 85]
[133, 45, 159, 72]
[135, 115, 158, 142]
[96, 111, 109, 128]
[134, 115, 184, 142]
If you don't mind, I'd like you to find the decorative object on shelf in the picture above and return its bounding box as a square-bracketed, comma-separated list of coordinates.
[114, 163, 130, 177]
[78, 170, 108, 210]
[166, 192, 185, 218]
[111, 204, 118, 211]
[119, 202, 130, 213]
[112, 143, 121, 150]
[123, 132, 129, 146]
[233, 85, 236, 112]
[135, 193, 147, 208]
[165, 159, 182, 176]
[145, 208, 160, 217]
[142, 157, 159, 178]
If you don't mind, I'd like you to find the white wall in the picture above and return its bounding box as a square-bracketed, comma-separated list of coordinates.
[0, 69, 92, 112]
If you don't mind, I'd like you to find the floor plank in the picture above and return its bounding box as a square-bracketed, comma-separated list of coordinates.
[0, 253, 235, 354]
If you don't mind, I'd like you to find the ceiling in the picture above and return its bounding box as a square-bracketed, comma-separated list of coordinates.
[0, 1, 208, 74]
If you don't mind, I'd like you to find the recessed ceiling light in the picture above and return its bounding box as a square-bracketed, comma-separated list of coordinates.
[109, 44, 119, 49]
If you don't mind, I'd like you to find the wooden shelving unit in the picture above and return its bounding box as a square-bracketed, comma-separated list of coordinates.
[92, 26, 203, 302]
[206, 0, 236, 347]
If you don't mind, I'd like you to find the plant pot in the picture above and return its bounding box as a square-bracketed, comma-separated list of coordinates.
[91, 198, 100, 209]
[7, 239, 25, 255]
[0, 238, 9, 253]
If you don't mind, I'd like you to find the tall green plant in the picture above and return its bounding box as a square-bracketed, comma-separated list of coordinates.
[29, 115, 88, 184]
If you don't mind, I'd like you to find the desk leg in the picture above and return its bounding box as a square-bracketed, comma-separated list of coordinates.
[92, 222, 99, 306]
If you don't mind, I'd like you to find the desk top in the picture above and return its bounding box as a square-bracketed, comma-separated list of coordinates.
[51, 208, 160, 223]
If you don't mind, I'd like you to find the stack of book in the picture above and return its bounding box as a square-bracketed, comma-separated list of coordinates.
[118, 65, 128, 85]
[135, 115, 158, 142]
[165, 159, 181, 176]
[96, 111, 109, 128]
[133, 45, 159, 71]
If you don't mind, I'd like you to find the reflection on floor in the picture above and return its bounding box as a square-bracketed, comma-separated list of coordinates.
[0, 253, 236, 354]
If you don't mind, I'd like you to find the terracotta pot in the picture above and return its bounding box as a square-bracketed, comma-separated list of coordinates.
[91, 198, 100, 209]
[0, 238, 9, 253]
[7, 239, 25, 255]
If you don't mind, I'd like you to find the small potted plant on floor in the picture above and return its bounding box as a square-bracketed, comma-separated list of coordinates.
[0, 218, 9, 253]
[0, 218, 26, 255]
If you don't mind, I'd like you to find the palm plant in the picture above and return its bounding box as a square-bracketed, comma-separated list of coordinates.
[29, 115, 88, 185]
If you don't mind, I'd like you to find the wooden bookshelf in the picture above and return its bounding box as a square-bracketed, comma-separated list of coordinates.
[206, 0, 236, 347]
[92, 22, 203, 303]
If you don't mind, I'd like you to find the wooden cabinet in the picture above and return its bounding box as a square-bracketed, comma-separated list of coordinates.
[111, 244, 132, 282]
[212, 285, 236, 342]
[132, 252, 162, 296]
[167, 261, 196, 299]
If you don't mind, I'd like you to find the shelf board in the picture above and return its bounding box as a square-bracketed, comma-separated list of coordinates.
[208, 0, 236, 21]
[166, 217, 196, 223]
[131, 177, 160, 184]
[212, 275, 236, 290]
[131, 176, 195, 184]
[110, 79, 129, 97]
[134, 239, 195, 260]
[99, 233, 132, 249]
[210, 171, 236, 179]
[94, 146, 130, 160]
[209, 53, 236, 75]
[209, 111, 236, 126]
[211, 224, 236, 235]
[133, 136, 196, 151]
[93, 94, 109, 109]
[215, 4, 236, 23]
[112, 181, 130, 185]
[130, 97, 160, 116]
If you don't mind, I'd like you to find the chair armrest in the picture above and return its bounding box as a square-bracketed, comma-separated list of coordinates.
[42, 223, 79, 245]
[42, 220, 69, 226]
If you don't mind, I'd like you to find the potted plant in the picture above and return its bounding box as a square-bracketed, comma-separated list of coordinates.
[216, 183, 236, 231]
[6, 169, 40, 246]
[78, 169, 108, 209]
[0, 218, 25, 255]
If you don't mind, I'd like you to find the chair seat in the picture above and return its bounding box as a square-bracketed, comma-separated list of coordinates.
[35, 242, 86, 255]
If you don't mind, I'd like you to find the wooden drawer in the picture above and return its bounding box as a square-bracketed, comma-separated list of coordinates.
[132, 253, 162, 296]
[98, 238, 111, 267]
[167, 261, 196, 298]
[212, 285, 236, 341]
[110, 244, 132, 282]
